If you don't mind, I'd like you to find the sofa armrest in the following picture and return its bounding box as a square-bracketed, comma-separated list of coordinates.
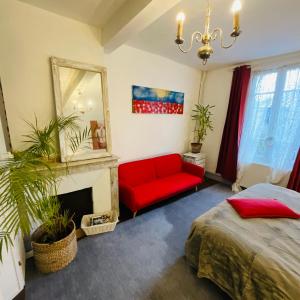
[119, 182, 137, 212]
[182, 161, 205, 179]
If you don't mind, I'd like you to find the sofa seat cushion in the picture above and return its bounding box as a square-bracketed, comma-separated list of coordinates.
[132, 172, 202, 210]
[157, 172, 202, 195]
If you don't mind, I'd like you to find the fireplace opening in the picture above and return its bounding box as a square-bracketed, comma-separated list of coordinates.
[58, 187, 93, 228]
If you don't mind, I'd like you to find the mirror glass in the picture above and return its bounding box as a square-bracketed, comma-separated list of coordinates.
[51, 58, 112, 162]
[59, 67, 106, 155]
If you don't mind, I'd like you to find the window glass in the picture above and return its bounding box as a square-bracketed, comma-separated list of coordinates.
[239, 67, 300, 171]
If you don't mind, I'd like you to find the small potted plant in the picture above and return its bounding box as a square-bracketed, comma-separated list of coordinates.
[0, 115, 90, 272]
[191, 104, 214, 153]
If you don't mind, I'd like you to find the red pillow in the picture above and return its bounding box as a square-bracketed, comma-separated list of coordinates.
[227, 198, 300, 219]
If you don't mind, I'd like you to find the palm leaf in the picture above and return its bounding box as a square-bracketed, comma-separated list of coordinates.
[67, 127, 91, 154]
[0, 232, 12, 262]
[0, 113, 83, 259]
[22, 114, 81, 159]
[0, 154, 57, 259]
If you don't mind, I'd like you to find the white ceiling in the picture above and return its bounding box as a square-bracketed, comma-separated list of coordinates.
[19, 0, 128, 27]
[18, 0, 300, 70]
[127, 0, 300, 70]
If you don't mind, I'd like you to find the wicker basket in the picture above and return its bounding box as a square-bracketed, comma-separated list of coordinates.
[31, 221, 77, 273]
[81, 210, 118, 236]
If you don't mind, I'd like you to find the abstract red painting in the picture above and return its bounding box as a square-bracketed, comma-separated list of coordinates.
[132, 85, 184, 114]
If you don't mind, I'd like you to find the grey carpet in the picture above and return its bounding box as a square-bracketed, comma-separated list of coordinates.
[26, 184, 234, 300]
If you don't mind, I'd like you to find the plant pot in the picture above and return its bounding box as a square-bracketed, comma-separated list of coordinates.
[191, 142, 202, 153]
[31, 221, 77, 273]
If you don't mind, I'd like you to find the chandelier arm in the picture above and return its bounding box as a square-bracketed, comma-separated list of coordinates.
[178, 32, 203, 53]
[212, 28, 237, 49]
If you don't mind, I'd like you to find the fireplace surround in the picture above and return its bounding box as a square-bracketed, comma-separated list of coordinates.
[53, 155, 119, 220]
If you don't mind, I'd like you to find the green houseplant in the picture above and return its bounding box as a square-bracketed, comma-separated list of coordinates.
[0, 115, 90, 272]
[191, 104, 215, 153]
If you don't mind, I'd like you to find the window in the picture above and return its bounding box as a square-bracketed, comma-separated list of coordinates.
[239, 66, 300, 171]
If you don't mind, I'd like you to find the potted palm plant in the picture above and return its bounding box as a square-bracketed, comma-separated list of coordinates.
[191, 104, 215, 153]
[0, 115, 90, 273]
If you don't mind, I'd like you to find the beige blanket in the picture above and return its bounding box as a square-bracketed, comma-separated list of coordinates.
[185, 183, 300, 299]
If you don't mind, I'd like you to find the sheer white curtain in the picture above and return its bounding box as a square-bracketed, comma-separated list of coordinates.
[234, 65, 300, 191]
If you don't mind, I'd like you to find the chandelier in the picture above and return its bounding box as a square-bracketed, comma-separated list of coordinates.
[175, 0, 242, 65]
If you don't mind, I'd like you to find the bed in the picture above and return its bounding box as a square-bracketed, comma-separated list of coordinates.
[185, 183, 300, 299]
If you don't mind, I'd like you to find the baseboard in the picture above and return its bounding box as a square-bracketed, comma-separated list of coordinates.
[205, 171, 231, 186]
[25, 250, 33, 259]
[13, 286, 25, 300]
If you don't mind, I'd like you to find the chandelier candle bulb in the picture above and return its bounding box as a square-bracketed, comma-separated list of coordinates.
[233, 11, 240, 31]
[232, 0, 242, 31]
[176, 12, 185, 39]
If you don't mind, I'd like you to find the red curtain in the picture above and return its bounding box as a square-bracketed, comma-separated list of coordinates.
[216, 65, 251, 182]
[287, 148, 300, 192]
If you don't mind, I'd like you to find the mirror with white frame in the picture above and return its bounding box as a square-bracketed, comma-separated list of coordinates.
[51, 57, 112, 162]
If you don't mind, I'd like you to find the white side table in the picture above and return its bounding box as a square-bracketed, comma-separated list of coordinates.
[183, 152, 206, 169]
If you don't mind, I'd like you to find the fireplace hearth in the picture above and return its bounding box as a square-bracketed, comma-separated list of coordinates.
[58, 187, 93, 228]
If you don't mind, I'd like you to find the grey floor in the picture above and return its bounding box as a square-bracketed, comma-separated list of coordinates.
[26, 184, 234, 300]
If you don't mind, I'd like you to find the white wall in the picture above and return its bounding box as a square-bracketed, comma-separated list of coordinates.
[105, 45, 201, 162]
[201, 68, 232, 173]
[0, 0, 201, 162]
[0, 0, 104, 150]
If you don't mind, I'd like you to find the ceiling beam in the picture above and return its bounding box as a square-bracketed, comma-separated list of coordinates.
[102, 0, 181, 53]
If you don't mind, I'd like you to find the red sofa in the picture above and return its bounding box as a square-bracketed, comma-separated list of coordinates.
[118, 154, 204, 215]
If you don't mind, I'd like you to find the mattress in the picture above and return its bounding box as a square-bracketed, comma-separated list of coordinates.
[185, 183, 300, 299]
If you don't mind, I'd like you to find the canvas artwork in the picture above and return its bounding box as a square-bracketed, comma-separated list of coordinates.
[132, 85, 184, 114]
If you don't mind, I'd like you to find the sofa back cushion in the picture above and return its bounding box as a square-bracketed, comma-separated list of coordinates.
[153, 154, 183, 178]
[118, 159, 156, 187]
